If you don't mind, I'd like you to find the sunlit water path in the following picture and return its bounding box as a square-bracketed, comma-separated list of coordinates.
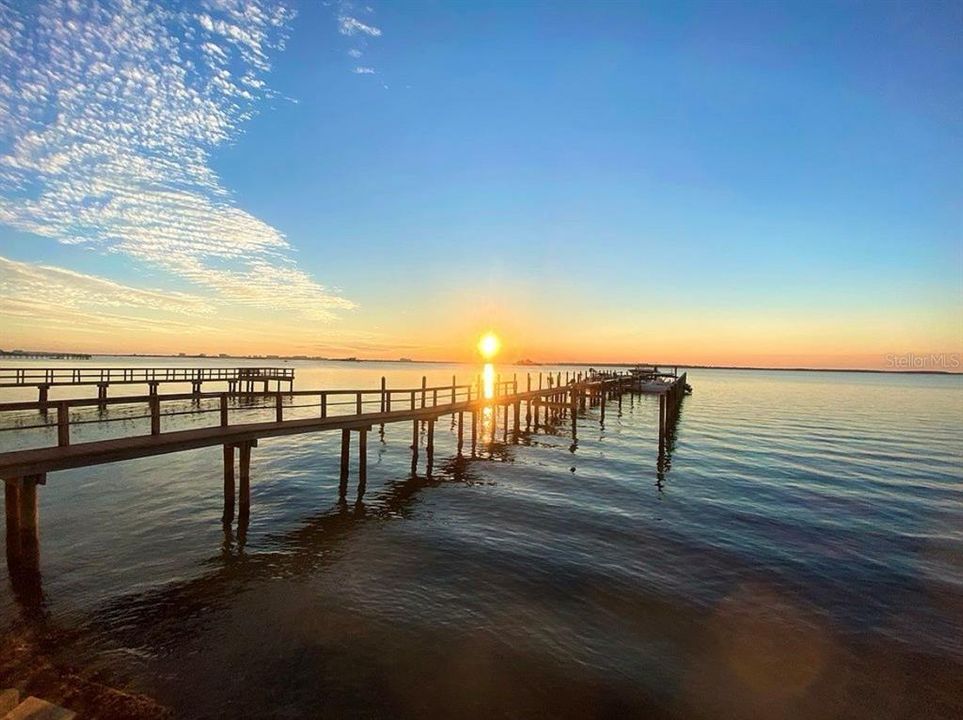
[1, 360, 961, 718]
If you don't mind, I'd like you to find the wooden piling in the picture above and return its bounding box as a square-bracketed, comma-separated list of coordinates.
[223, 445, 235, 521]
[358, 428, 368, 498]
[56, 402, 69, 447]
[426, 419, 435, 473]
[4, 480, 20, 559]
[340, 429, 351, 496]
[457, 412, 464, 454]
[470, 410, 477, 455]
[659, 394, 666, 451]
[19, 475, 42, 567]
[238, 443, 251, 514]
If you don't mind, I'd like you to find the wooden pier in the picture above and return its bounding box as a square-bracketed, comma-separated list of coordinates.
[0, 366, 295, 411]
[0, 350, 91, 360]
[0, 369, 687, 575]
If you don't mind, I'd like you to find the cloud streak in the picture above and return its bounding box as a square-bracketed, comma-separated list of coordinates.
[338, 15, 381, 37]
[0, 0, 355, 320]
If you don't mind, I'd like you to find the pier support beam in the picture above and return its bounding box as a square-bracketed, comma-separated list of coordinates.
[222, 445, 235, 522]
[357, 428, 368, 499]
[96, 382, 108, 409]
[470, 411, 478, 456]
[659, 394, 666, 454]
[37, 385, 49, 416]
[4, 480, 21, 562]
[426, 419, 435, 475]
[457, 412, 464, 454]
[4, 474, 43, 572]
[238, 442, 253, 516]
[411, 420, 419, 472]
[340, 429, 351, 497]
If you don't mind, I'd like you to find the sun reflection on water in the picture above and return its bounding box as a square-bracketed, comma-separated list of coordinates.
[482, 363, 495, 443]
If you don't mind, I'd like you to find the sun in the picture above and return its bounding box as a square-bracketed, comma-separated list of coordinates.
[478, 332, 501, 360]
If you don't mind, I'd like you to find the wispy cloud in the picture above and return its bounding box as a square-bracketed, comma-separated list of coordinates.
[0, 0, 355, 321]
[338, 15, 381, 37]
[335, 2, 381, 75]
[0, 255, 209, 315]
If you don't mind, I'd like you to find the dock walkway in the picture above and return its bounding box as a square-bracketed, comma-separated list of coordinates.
[1, 369, 687, 576]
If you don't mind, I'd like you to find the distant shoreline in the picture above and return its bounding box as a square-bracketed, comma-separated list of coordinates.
[4, 352, 957, 376]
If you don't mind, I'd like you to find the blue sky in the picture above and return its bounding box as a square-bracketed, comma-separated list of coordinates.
[0, 0, 960, 364]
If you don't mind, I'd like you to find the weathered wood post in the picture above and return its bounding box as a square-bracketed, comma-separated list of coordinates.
[18, 474, 43, 570]
[457, 412, 464, 454]
[356, 392, 362, 415]
[56, 402, 70, 447]
[451, 375, 457, 404]
[421, 376, 427, 408]
[4, 479, 21, 561]
[223, 445, 235, 521]
[275, 393, 283, 422]
[659, 394, 666, 453]
[513, 401, 520, 441]
[358, 428, 368, 499]
[150, 395, 160, 435]
[220, 394, 229, 427]
[340, 429, 351, 497]
[38, 384, 49, 416]
[411, 420, 419, 465]
[239, 442, 252, 515]
[380, 376, 387, 413]
[97, 382, 108, 410]
[600, 388, 606, 423]
[470, 410, 478, 456]
[321, 392, 328, 419]
[570, 388, 578, 438]
[426, 419, 435, 474]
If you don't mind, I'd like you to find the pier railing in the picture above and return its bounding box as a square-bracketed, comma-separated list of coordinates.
[0, 366, 295, 387]
[0, 377, 528, 450]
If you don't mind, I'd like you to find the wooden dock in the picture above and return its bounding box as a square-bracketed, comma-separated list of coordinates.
[0, 350, 91, 360]
[0, 366, 295, 411]
[1, 369, 687, 576]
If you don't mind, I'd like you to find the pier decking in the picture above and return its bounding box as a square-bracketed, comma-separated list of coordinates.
[1, 369, 687, 576]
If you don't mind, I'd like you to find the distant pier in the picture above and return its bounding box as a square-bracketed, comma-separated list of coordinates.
[0, 350, 91, 360]
[0, 367, 687, 576]
[0, 366, 295, 411]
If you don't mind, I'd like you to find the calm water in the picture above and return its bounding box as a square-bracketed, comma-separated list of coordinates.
[1, 359, 961, 719]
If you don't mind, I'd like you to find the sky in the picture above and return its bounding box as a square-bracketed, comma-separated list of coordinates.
[0, 0, 960, 367]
